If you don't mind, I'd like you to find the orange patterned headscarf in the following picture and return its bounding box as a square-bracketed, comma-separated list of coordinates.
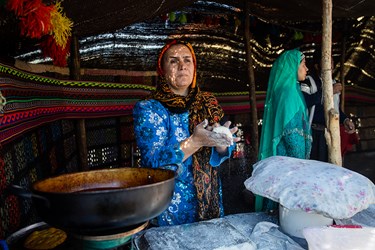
[157, 40, 197, 88]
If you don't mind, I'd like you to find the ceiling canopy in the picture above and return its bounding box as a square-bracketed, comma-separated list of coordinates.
[60, 0, 375, 37]
[0, 0, 374, 92]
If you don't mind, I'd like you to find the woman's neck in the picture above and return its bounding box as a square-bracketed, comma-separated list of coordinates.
[171, 87, 189, 97]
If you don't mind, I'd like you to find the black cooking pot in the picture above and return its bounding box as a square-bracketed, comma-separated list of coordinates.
[11, 167, 175, 235]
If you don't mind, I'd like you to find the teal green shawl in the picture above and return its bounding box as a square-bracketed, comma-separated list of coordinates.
[259, 49, 311, 160]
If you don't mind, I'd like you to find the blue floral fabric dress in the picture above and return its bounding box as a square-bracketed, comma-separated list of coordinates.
[133, 99, 234, 226]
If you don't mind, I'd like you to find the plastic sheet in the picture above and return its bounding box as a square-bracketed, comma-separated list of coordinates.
[249, 222, 305, 250]
[132, 207, 375, 250]
[132, 213, 305, 250]
[303, 226, 375, 250]
[133, 218, 256, 250]
[335, 204, 375, 227]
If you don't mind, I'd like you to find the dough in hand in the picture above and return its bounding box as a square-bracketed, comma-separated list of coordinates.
[213, 126, 233, 144]
[213, 126, 232, 137]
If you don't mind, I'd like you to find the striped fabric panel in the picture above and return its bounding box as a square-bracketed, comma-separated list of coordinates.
[5, 63, 373, 145]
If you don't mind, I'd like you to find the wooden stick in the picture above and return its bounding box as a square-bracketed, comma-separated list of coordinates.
[244, 1, 259, 161]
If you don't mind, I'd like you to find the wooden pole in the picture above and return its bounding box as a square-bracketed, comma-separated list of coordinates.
[70, 35, 81, 80]
[340, 19, 348, 112]
[244, 1, 259, 162]
[322, 0, 342, 166]
[70, 34, 89, 171]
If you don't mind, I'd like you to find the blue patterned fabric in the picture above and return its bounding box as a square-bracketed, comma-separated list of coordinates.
[275, 111, 312, 159]
[133, 99, 234, 226]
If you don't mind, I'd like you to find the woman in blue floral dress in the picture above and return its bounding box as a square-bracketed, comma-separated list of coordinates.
[133, 40, 239, 226]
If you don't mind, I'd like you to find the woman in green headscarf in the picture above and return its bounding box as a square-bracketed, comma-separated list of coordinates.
[256, 49, 312, 211]
[259, 49, 312, 160]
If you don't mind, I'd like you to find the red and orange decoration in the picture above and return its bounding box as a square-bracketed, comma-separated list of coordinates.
[5, 0, 73, 67]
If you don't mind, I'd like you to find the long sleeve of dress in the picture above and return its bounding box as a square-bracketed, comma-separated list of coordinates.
[133, 99, 233, 170]
[302, 90, 321, 109]
[133, 99, 185, 170]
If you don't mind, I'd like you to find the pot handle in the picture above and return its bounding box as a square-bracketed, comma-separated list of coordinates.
[159, 163, 180, 171]
[158, 163, 181, 176]
[8, 185, 50, 208]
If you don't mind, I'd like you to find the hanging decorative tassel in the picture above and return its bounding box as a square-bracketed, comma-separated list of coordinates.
[50, 1, 73, 49]
[6, 0, 51, 38]
[293, 31, 303, 40]
[7, 0, 73, 66]
[19, 0, 53, 39]
[40, 35, 71, 67]
[169, 12, 176, 22]
[6, 0, 25, 16]
[179, 13, 187, 24]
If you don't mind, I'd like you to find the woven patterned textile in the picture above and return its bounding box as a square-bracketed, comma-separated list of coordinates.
[0, 63, 152, 145]
[0, 62, 265, 146]
[0, 116, 137, 238]
[0, 120, 78, 239]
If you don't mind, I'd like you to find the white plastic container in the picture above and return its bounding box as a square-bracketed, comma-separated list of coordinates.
[279, 204, 333, 238]
[303, 226, 375, 250]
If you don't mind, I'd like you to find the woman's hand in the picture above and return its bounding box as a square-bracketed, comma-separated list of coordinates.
[211, 121, 240, 154]
[180, 119, 239, 161]
[191, 119, 232, 148]
[344, 118, 356, 134]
